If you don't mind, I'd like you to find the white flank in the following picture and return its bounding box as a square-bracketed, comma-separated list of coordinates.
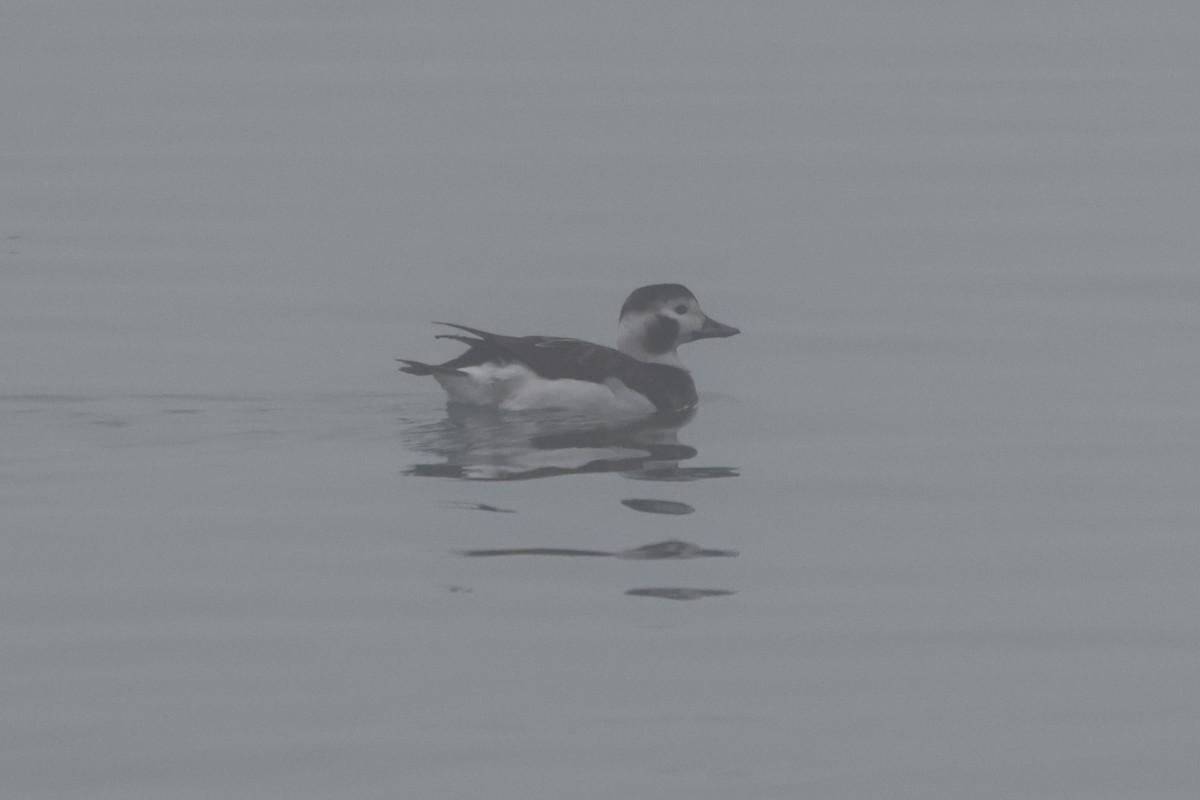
[434, 363, 656, 416]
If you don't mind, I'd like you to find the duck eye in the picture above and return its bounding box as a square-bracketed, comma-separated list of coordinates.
[673, 304, 688, 314]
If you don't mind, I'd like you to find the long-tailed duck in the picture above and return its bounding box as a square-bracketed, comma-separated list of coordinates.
[398, 284, 738, 415]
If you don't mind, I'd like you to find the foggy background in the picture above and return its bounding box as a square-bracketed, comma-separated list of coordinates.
[3, 3, 1198, 798]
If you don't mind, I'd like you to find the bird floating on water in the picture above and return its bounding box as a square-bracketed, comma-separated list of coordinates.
[398, 283, 739, 415]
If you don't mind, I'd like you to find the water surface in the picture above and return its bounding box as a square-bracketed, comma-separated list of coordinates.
[3, 3, 1199, 798]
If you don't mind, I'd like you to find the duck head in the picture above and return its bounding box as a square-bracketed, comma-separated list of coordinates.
[616, 284, 739, 366]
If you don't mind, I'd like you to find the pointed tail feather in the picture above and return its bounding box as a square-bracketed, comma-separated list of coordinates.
[434, 334, 483, 347]
[434, 322, 498, 340]
[397, 358, 467, 377]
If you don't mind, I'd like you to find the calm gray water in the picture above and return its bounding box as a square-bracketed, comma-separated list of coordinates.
[4, 3, 1199, 798]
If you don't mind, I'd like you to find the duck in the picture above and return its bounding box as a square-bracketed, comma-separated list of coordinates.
[398, 283, 739, 415]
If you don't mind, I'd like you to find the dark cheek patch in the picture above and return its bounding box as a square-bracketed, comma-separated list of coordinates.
[645, 316, 680, 354]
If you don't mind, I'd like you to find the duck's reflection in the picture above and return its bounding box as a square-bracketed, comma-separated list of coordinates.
[403, 405, 738, 481]
[625, 588, 736, 601]
[459, 539, 738, 560]
[457, 539, 738, 602]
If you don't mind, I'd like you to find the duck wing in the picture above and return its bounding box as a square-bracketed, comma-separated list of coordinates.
[434, 323, 698, 411]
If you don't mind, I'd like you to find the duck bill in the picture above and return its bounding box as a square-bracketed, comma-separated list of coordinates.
[694, 316, 740, 340]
